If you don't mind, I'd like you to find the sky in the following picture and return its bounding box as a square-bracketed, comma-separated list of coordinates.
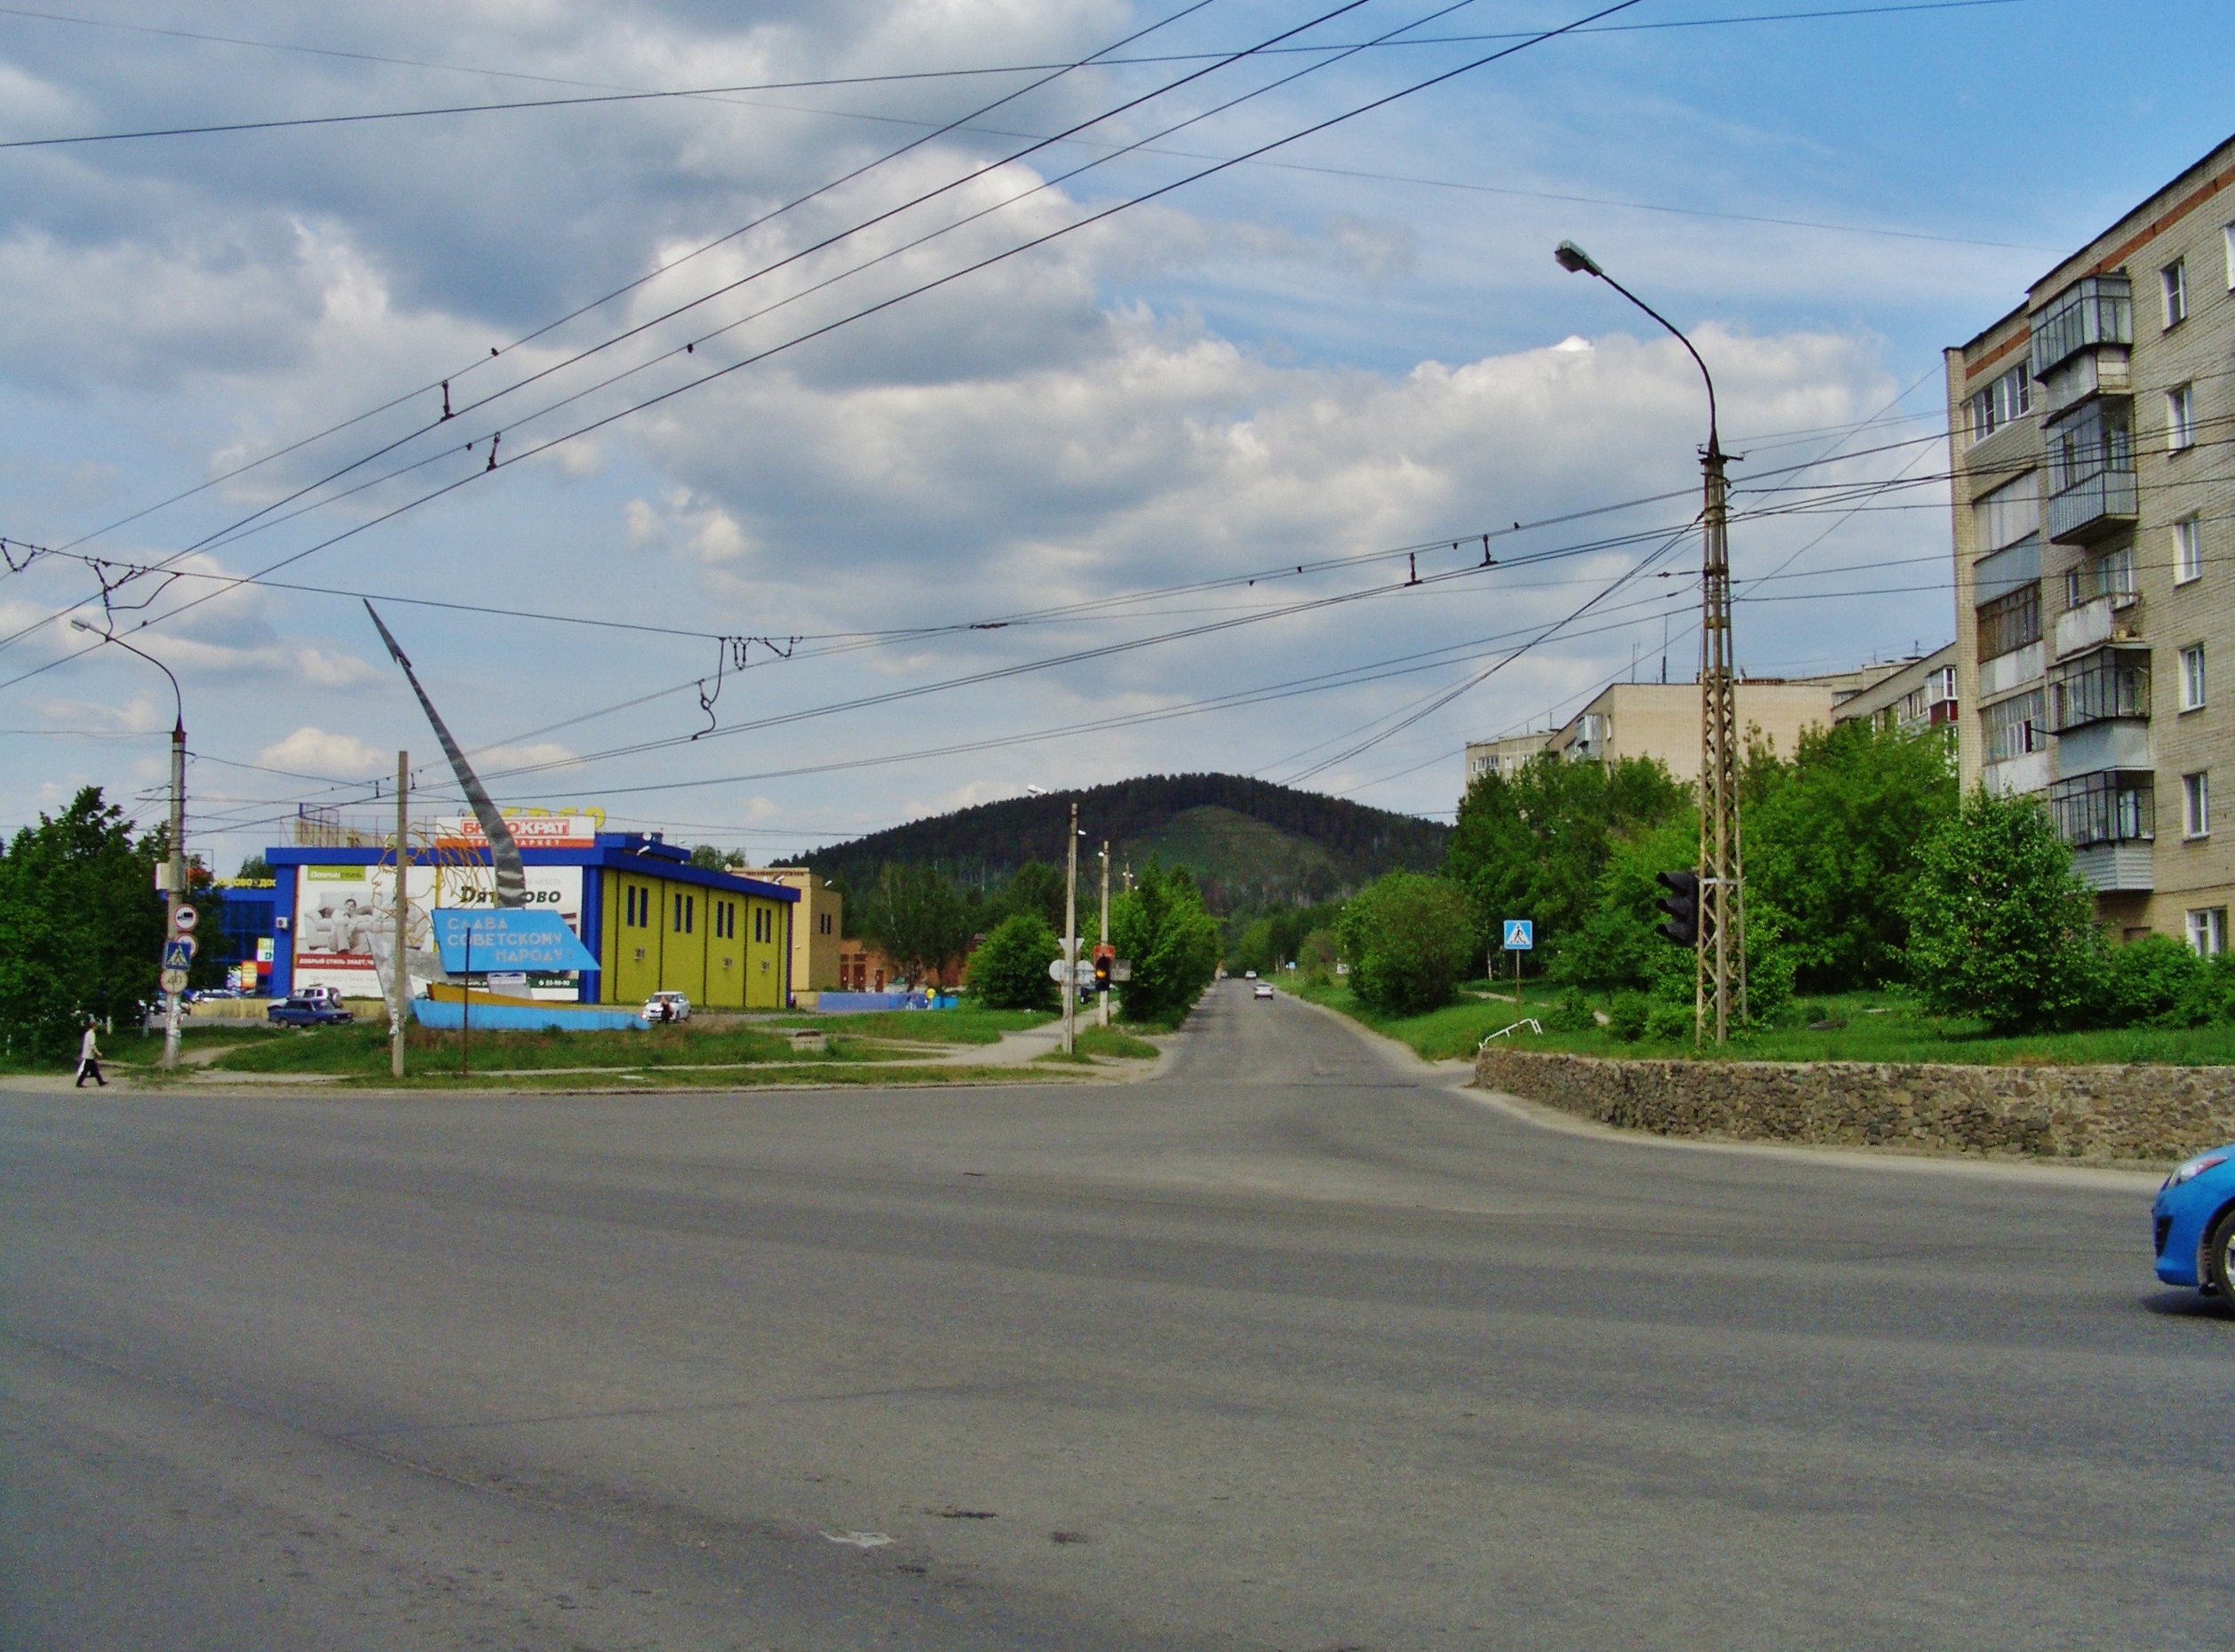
[0, 0, 2228, 871]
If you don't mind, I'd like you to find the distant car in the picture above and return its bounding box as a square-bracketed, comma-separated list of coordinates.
[187, 987, 242, 1002]
[2153, 1145, 2235, 1293]
[1243, 970, 1258, 980]
[1253, 981, 1275, 1001]
[267, 996, 353, 1027]
[643, 991, 692, 1024]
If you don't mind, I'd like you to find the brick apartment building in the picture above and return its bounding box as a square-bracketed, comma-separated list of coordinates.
[1945, 134, 2235, 952]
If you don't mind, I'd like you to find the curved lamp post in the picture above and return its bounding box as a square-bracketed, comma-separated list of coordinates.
[72, 620, 189, 1068]
[1554, 241, 1743, 1044]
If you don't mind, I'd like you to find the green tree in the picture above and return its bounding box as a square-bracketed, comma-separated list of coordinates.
[966, 912, 1061, 1011]
[856, 862, 972, 987]
[0, 788, 168, 1052]
[1444, 754, 1686, 977]
[1337, 871, 1474, 1014]
[999, 861, 1067, 933]
[1110, 858, 1221, 1026]
[1902, 789, 2104, 1031]
[235, 854, 275, 883]
[1742, 719, 1956, 991]
[687, 844, 728, 871]
[1554, 813, 1699, 990]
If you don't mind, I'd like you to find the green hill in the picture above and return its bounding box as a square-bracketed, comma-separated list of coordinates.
[797, 774, 1447, 913]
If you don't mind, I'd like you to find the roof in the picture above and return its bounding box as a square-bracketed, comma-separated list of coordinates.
[263, 841, 798, 901]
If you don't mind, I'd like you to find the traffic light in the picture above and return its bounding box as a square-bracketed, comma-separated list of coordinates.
[1654, 870, 1699, 947]
[1092, 944, 1114, 994]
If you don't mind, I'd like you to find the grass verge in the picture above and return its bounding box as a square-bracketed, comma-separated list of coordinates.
[1293, 978, 2235, 1067]
[763, 1007, 1055, 1044]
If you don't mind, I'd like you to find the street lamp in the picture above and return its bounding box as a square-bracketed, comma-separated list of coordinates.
[72, 619, 190, 1068]
[1554, 240, 1744, 1044]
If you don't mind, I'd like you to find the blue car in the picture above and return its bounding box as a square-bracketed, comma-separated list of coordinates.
[2151, 1145, 2235, 1292]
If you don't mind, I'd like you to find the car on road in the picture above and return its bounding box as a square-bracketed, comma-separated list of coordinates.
[643, 991, 692, 1024]
[267, 995, 354, 1027]
[1253, 981, 1275, 1001]
[2153, 1145, 2235, 1292]
[1243, 969, 1258, 980]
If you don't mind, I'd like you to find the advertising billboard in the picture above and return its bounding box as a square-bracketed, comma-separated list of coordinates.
[290, 863, 587, 1000]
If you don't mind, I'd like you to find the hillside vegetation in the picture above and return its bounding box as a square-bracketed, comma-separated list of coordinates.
[799, 774, 1446, 913]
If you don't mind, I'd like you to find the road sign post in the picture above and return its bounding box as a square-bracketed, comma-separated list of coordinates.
[1502, 919, 1533, 1007]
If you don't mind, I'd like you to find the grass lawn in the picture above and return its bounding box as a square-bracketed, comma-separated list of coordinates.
[764, 1007, 1055, 1044]
[211, 1020, 815, 1076]
[1294, 978, 2235, 1068]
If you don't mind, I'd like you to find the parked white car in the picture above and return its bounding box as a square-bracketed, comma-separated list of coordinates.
[642, 991, 692, 1024]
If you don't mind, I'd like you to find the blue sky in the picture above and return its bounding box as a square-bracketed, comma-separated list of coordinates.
[0, 0, 2227, 870]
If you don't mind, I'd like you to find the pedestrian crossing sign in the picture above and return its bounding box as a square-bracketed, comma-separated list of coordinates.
[1503, 919, 1533, 951]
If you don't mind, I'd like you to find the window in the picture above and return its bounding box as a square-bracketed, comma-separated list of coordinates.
[2184, 772, 2211, 838]
[2162, 258, 2188, 327]
[673, 893, 693, 933]
[1967, 363, 2032, 444]
[1977, 583, 2041, 661]
[1973, 472, 2039, 552]
[2167, 384, 2195, 452]
[2228, 221, 2235, 290]
[1983, 689, 2045, 764]
[2175, 517, 2203, 585]
[2189, 908, 2228, 957]
[819, 912, 833, 935]
[2181, 643, 2207, 711]
[2046, 398, 2133, 494]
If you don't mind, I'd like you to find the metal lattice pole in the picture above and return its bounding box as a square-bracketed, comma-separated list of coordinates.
[1698, 443, 1739, 1046]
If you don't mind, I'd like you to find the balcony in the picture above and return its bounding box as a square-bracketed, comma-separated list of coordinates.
[2048, 768, 2153, 849]
[2047, 466, 2139, 544]
[2030, 275, 2133, 379]
[2048, 645, 2150, 729]
[2071, 843, 2154, 894]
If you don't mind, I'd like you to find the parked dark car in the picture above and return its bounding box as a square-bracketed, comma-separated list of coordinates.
[267, 996, 354, 1027]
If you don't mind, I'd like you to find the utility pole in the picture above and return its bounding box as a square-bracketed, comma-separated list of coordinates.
[1555, 239, 1744, 1044]
[72, 620, 187, 1069]
[164, 712, 185, 1071]
[392, 751, 409, 1079]
[1062, 802, 1078, 1055]
[1098, 840, 1110, 1029]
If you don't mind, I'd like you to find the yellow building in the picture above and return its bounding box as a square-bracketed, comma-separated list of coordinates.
[737, 867, 845, 991]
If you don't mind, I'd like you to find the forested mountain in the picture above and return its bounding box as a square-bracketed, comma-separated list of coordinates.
[796, 774, 1447, 914]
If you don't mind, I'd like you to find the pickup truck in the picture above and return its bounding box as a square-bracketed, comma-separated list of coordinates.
[267, 996, 354, 1027]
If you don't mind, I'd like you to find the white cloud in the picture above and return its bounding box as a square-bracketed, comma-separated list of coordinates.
[256, 726, 389, 778]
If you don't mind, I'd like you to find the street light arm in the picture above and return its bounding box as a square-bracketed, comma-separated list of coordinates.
[1591, 268, 1719, 457]
[69, 620, 182, 730]
[1554, 241, 1718, 457]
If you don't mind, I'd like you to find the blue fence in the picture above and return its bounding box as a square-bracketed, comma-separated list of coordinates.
[814, 991, 958, 1013]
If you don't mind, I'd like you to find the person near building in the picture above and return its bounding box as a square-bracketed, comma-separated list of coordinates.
[75, 1020, 107, 1089]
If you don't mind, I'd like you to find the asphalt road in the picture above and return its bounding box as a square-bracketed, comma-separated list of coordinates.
[3, 981, 2228, 1650]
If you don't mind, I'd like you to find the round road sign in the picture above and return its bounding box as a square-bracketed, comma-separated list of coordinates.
[171, 904, 198, 931]
[160, 968, 188, 994]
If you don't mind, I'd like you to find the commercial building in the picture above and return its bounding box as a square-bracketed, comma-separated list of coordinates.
[1830, 643, 1960, 735]
[735, 867, 846, 991]
[266, 817, 797, 1008]
[1945, 135, 2234, 950]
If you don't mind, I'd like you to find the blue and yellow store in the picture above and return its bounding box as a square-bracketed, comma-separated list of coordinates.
[267, 830, 797, 1010]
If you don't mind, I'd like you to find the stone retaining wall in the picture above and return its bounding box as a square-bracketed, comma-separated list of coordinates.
[1473, 1047, 2235, 1163]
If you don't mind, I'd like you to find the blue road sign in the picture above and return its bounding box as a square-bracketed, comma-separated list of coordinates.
[1502, 919, 1534, 951]
[432, 909, 598, 974]
[162, 937, 196, 970]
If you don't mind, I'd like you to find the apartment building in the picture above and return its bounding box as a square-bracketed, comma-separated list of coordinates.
[1540, 675, 1878, 782]
[1945, 134, 2234, 952]
[1463, 732, 1551, 786]
[1831, 643, 1960, 735]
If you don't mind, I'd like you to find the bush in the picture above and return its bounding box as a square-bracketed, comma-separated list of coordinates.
[1608, 992, 1649, 1042]
[966, 913, 1061, 1012]
[2174, 951, 2235, 1027]
[1902, 789, 2104, 1031]
[2105, 934, 2207, 1028]
[1337, 872, 1474, 1014]
[1546, 986, 1595, 1033]
[1644, 1002, 1693, 1042]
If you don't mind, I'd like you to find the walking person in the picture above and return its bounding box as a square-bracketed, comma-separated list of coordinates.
[75, 1019, 107, 1088]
